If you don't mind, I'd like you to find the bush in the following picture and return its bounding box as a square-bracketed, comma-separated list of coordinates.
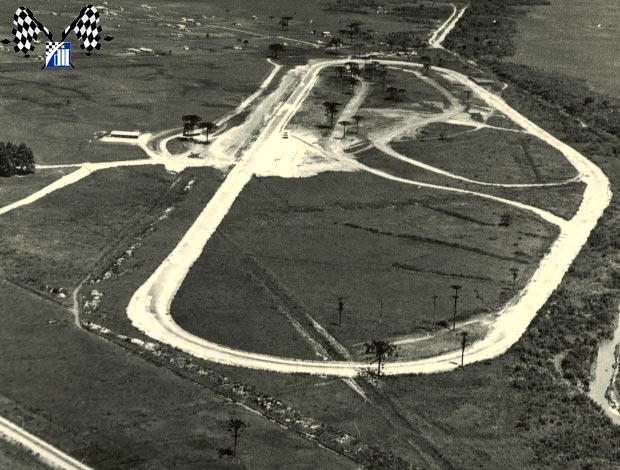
[0, 142, 35, 177]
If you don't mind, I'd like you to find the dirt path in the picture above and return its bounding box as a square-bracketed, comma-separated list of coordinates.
[124, 57, 610, 377]
[0, 416, 92, 470]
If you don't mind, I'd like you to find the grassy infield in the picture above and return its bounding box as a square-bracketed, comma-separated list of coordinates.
[0, 0, 617, 469]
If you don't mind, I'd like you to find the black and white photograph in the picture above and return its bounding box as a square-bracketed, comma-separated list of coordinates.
[0, 0, 619, 469]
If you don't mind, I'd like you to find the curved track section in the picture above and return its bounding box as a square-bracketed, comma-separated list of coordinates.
[126, 58, 611, 377]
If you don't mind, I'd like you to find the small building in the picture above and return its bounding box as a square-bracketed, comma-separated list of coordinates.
[322, 31, 331, 37]
[109, 131, 140, 139]
[139, 47, 154, 54]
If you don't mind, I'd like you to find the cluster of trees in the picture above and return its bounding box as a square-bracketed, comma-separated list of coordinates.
[0, 142, 35, 177]
[181, 115, 217, 141]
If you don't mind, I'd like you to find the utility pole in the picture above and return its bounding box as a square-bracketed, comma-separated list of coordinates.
[460, 331, 468, 367]
[510, 268, 519, 293]
[450, 285, 462, 330]
[338, 297, 344, 326]
[379, 298, 383, 324]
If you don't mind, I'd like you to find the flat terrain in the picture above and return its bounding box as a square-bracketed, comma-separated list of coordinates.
[510, 0, 620, 98]
[355, 146, 585, 220]
[392, 128, 577, 184]
[0, 279, 355, 470]
[172, 171, 556, 356]
[0, 166, 192, 290]
[0, 169, 72, 207]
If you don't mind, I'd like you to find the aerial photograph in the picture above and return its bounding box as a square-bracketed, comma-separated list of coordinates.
[0, 0, 619, 469]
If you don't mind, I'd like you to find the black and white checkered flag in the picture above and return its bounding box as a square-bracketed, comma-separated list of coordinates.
[1, 7, 52, 57]
[61, 5, 113, 56]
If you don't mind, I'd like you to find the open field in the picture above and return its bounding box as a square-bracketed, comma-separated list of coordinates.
[392, 128, 578, 184]
[0, 165, 220, 293]
[510, 0, 620, 98]
[0, 279, 356, 470]
[363, 68, 449, 111]
[171, 171, 556, 356]
[0, 169, 72, 207]
[173, 231, 319, 359]
[355, 146, 586, 219]
[0, 53, 271, 165]
[0, 438, 50, 470]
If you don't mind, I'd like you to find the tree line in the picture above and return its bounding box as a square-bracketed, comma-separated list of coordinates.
[0, 142, 36, 177]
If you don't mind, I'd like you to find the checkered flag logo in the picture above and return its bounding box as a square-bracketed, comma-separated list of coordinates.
[1, 7, 52, 57]
[61, 5, 113, 56]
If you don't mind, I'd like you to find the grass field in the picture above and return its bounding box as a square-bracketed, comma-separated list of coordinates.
[0, 168, 72, 206]
[0, 279, 356, 470]
[510, 0, 620, 98]
[171, 171, 555, 356]
[355, 146, 585, 219]
[391, 128, 577, 184]
[289, 70, 353, 134]
[0, 439, 51, 470]
[172, 231, 319, 359]
[363, 68, 449, 111]
[0, 165, 217, 293]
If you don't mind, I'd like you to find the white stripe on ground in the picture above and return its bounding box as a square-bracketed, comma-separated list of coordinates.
[0, 416, 92, 470]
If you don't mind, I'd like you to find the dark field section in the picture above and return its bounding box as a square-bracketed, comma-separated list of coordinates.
[173, 171, 556, 355]
[356, 146, 585, 219]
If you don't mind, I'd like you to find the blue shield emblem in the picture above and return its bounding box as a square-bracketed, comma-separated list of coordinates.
[45, 42, 72, 68]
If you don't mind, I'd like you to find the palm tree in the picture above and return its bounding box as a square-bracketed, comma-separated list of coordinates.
[280, 16, 293, 30]
[339, 120, 351, 138]
[227, 418, 247, 457]
[352, 115, 363, 134]
[460, 331, 468, 367]
[323, 101, 340, 128]
[268, 43, 284, 59]
[365, 340, 397, 378]
[199, 121, 218, 142]
[182, 114, 202, 136]
[421, 55, 432, 74]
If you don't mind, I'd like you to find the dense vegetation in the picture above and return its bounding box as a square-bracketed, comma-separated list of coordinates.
[0, 142, 35, 177]
[442, 0, 620, 467]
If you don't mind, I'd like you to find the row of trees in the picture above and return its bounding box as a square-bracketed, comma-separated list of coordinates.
[181, 115, 217, 141]
[0, 142, 35, 177]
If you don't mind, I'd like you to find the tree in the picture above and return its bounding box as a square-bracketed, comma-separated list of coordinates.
[421, 55, 432, 74]
[460, 331, 468, 367]
[0, 145, 15, 177]
[12, 143, 34, 174]
[280, 16, 293, 31]
[323, 101, 340, 128]
[182, 114, 202, 136]
[269, 43, 284, 59]
[339, 120, 351, 139]
[365, 340, 397, 378]
[199, 121, 218, 142]
[510, 267, 519, 292]
[450, 284, 462, 330]
[347, 21, 364, 40]
[227, 418, 247, 457]
[352, 115, 363, 134]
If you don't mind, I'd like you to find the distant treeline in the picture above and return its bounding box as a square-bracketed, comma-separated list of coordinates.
[0, 142, 36, 176]
[446, 0, 620, 148]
